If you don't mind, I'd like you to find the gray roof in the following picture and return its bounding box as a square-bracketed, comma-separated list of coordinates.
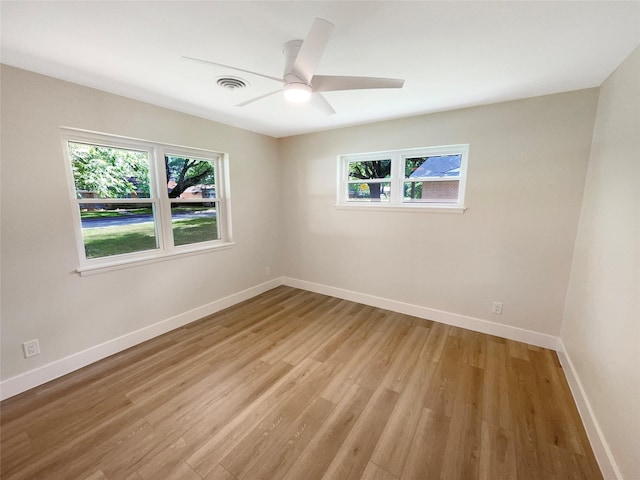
[409, 155, 461, 178]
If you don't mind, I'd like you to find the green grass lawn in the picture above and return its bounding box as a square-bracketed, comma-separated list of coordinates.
[83, 216, 218, 259]
[173, 216, 218, 246]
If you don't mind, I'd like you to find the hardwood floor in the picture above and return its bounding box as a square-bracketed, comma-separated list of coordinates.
[0, 287, 603, 479]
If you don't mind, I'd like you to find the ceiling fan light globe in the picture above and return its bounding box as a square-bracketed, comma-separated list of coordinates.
[283, 83, 312, 103]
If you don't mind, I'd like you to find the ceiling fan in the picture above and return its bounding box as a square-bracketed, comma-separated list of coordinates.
[184, 18, 405, 114]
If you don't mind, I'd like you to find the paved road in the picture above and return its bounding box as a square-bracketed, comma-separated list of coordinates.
[82, 211, 216, 228]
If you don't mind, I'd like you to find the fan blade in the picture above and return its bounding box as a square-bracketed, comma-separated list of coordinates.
[183, 56, 284, 84]
[310, 93, 336, 115]
[312, 75, 404, 92]
[290, 18, 334, 83]
[236, 89, 282, 107]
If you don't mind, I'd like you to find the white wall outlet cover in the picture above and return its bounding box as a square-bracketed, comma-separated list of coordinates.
[23, 339, 41, 358]
[492, 302, 503, 315]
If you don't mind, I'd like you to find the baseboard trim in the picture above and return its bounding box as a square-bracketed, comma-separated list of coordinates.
[282, 277, 560, 350]
[0, 278, 282, 401]
[556, 340, 621, 480]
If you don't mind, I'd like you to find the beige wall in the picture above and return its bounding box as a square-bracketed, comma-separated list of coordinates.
[0, 65, 281, 380]
[279, 90, 598, 336]
[561, 47, 640, 479]
[1, 53, 635, 478]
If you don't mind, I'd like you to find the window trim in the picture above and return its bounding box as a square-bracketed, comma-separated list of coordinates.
[61, 128, 234, 275]
[337, 144, 469, 212]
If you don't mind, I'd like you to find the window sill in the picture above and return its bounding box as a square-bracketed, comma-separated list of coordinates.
[76, 242, 235, 277]
[334, 204, 466, 214]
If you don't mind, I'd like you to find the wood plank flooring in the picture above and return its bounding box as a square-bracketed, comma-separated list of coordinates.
[0, 287, 603, 479]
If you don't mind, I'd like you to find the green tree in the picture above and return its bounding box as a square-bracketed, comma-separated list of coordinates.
[70, 143, 150, 198]
[348, 160, 391, 200]
[166, 156, 215, 198]
[404, 158, 424, 199]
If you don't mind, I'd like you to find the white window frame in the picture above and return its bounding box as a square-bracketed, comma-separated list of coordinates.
[61, 128, 233, 276]
[336, 144, 469, 213]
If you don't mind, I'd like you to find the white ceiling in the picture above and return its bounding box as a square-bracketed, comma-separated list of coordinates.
[2, 1, 639, 138]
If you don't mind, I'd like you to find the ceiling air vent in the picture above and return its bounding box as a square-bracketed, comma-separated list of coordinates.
[216, 76, 248, 91]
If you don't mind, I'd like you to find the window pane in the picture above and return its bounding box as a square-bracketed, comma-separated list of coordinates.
[348, 182, 391, 201]
[166, 156, 216, 199]
[348, 159, 391, 181]
[403, 181, 459, 203]
[80, 204, 158, 259]
[172, 203, 219, 246]
[405, 155, 462, 179]
[69, 142, 151, 199]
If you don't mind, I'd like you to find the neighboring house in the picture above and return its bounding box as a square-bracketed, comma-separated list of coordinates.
[77, 184, 145, 211]
[408, 155, 461, 202]
[180, 184, 216, 199]
[167, 178, 215, 199]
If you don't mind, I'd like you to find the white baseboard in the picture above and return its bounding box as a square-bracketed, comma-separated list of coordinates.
[0, 278, 282, 401]
[2, 276, 558, 400]
[282, 277, 560, 350]
[556, 340, 621, 480]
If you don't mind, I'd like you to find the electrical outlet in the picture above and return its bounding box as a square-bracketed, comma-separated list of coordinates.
[23, 339, 40, 358]
[491, 302, 503, 315]
[265, 266, 271, 276]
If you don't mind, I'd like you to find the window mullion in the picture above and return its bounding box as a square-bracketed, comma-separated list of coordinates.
[390, 153, 403, 205]
[152, 147, 174, 251]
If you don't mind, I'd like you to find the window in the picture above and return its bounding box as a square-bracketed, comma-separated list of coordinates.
[347, 158, 391, 202]
[338, 145, 468, 211]
[403, 154, 463, 204]
[62, 129, 232, 274]
[165, 155, 219, 246]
